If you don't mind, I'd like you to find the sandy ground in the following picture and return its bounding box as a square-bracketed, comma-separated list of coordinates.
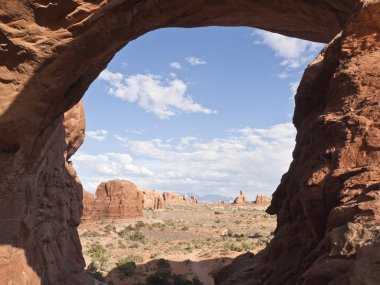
[79, 203, 276, 284]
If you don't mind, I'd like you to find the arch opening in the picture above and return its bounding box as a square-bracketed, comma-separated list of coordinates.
[74, 26, 324, 284]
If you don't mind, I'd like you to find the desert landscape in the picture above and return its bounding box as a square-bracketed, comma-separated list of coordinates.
[79, 180, 275, 285]
[0, 1, 379, 285]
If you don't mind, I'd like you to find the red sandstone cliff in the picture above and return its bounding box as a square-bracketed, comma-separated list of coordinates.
[141, 188, 165, 210]
[254, 194, 271, 206]
[83, 180, 143, 220]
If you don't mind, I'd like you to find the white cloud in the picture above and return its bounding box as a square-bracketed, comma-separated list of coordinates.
[170, 62, 182, 69]
[252, 30, 324, 69]
[86, 130, 109, 141]
[185, 57, 207, 65]
[289, 81, 300, 98]
[277, 72, 290, 79]
[98, 69, 216, 119]
[73, 123, 296, 198]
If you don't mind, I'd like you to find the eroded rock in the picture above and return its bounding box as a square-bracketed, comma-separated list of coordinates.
[83, 180, 143, 220]
[0, 0, 376, 284]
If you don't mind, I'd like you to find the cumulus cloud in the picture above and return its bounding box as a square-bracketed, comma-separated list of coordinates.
[252, 30, 324, 69]
[72, 152, 154, 191]
[185, 57, 207, 65]
[170, 62, 182, 69]
[73, 123, 296, 197]
[98, 69, 216, 119]
[87, 129, 109, 141]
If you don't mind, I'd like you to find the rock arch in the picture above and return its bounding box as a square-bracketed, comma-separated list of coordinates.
[0, 0, 379, 284]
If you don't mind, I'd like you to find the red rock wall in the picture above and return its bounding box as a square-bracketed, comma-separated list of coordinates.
[215, 2, 380, 285]
[141, 188, 165, 210]
[0, 101, 91, 284]
[254, 194, 271, 206]
[84, 180, 143, 220]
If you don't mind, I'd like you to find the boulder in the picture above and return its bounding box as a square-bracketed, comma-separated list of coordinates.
[83, 180, 143, 220]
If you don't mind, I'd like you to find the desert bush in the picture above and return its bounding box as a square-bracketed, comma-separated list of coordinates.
[130, 231, 146, 242]
[146, 269, 172, 285]
[86, 262, 105, 281]
[214, 211, 223, 215]
[192, 277, 203, 285]
[136, 221, 145, 229]
[82, 231, 100, 237]
[181, 226, 189, 231]
[117, 259, 137, 277]
[156, 258, 171, 270]
[173, 274, 193, 285]
[103, 224, 116, 233]
[88, 242, 108, 269]
[129, 243, 139, 249]
[118, 254, 144, 264]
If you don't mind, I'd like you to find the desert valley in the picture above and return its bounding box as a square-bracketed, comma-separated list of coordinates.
[80, 180, 275, 285]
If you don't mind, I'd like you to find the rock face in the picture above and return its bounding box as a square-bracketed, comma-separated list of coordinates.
[0, 0, 377, 284]
[83, 180, 143, 220]
[141, 188, 165, 210]
[215, 3, 380, 285]
[233, 191, 249, 204]
[163, 192, 183, 203]
[254, 194, 271, 206]
[191, 195, 198, 204]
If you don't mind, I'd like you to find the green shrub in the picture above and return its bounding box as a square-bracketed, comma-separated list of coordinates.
[146, 269, 172, 285]
[136, 221, 145, 229]
[86, 262, 105, 281]
[82, 231, 100, 237]
[118, 255, 144, 264]
[117, 259, 137, 277]
[192, 277, 203, 285]
[174, 274, 193, 285]
[156, 258, 171, 270]
[130, 231, 146, 242]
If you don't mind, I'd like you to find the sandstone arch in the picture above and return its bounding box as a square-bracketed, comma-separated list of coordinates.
[0, 0, 379, 284]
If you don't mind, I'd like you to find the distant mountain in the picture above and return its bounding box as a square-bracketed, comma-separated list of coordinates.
[178, 192, 234, 203]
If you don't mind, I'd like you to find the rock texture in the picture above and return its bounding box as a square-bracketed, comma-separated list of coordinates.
[141, 188, 165, 210]
[0, 0, 376, 284]
[233, 191, 249, 204]
[163, 192, 183, 203]
[254, 194, 271, 206]
[83, 180, 143, 220]
[215, 2, 380, 285]
[190, 195, 198, 204]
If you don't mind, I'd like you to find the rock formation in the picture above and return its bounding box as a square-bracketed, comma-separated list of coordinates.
[83, 180, 143, 220]
[215, 3, 380, 285]
[1, 0, 378, 284]
[191, 195, 198, 204]
[141, 188, 165, 210]
[254, 194, 271, 206]
[163, 191, 183, 203]
[233, 191, 249, 204]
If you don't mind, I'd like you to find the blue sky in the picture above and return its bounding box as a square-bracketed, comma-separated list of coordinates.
[72, 27, 324, 200]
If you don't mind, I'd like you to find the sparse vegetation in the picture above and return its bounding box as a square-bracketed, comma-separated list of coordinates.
[79, 203, 276, 285]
